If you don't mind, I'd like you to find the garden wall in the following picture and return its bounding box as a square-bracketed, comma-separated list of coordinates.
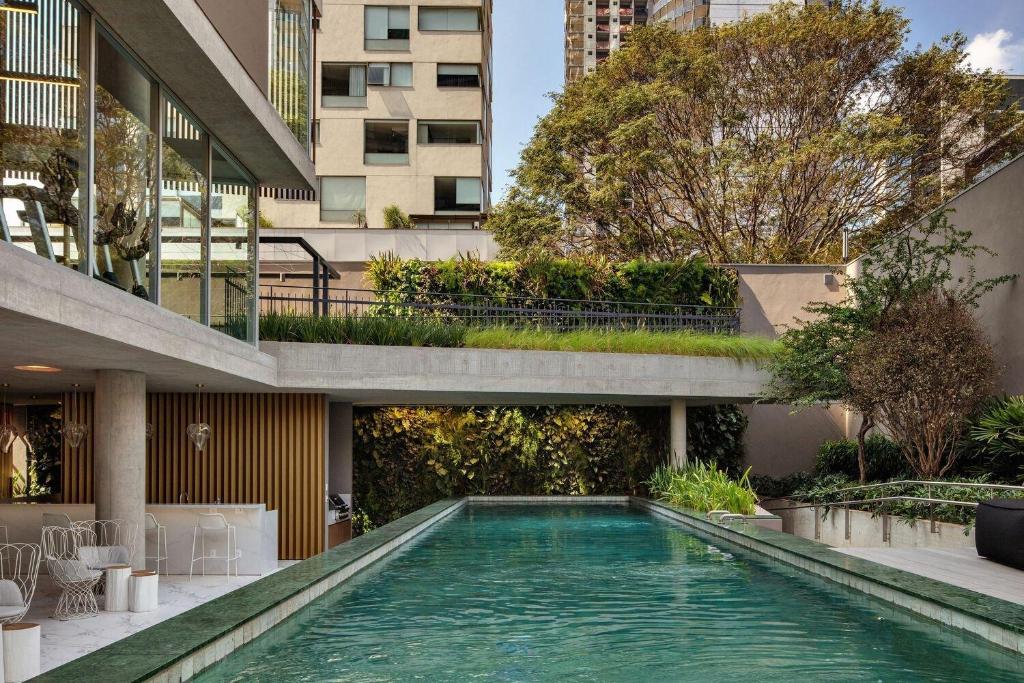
[769, 504, 975, 550]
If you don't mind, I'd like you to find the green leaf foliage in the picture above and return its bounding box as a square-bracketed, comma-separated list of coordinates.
[814, 436, 908, 481]
[352, 404, 747, 529]
[367, 253, 740, 307]
[647, 461, 758, 515]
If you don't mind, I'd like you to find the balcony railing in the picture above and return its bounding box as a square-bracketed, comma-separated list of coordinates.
[260, 286, 742, 334]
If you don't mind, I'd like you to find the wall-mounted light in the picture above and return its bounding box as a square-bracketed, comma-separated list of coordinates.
[14, 364, 61, 373]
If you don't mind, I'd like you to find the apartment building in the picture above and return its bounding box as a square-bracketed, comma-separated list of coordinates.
[566, 1, 825, 83]
[565, 0, 648, 83]
[261, 0, 495, 268]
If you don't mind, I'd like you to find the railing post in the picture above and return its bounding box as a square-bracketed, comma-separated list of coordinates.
[312, 260, 321, 317]
[814, 505, 821, 541]
[844, 504, 851, 541]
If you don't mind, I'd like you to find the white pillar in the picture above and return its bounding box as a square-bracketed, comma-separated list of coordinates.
[670, 399, 687, 469]
[94, 370, 147, 568]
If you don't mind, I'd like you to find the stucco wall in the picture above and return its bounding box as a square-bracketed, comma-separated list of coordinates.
[196, 0, 269, 94]
[733, 264, 849, 476]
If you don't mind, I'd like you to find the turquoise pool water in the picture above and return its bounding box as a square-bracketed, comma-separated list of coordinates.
[197, 505, 1024, 682]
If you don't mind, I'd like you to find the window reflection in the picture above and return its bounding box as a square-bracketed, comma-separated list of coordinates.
[94, 31, 156, 299]
[211, 145, 255, 342]
[0, 0, 87, 271]
[160, 99, 208, 324]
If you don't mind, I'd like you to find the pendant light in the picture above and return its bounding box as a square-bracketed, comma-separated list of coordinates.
[187, 383, 210, 452]
[0, 384, 16, 454]
[62, 383, 88, 449]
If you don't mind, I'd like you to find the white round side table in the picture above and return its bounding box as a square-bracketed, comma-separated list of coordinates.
[129, 571, 159, 613]
[2, 623, 40, 683]
[104, 564, 132, 612]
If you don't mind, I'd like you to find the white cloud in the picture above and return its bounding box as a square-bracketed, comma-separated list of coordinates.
[965, 29, 1024, 73]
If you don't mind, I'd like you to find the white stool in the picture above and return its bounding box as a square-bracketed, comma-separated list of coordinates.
[104, 565, 131, 612]
[144, 513, 168, 575]
[128, 571, 158, 612]
[2, 623, 40, 683]
[189, 514, 240, 580]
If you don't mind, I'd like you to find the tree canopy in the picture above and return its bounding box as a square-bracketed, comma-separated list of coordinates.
[491, 1, 1024, 264]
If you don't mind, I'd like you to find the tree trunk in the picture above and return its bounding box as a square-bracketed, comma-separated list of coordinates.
[856, 415, 875, 484]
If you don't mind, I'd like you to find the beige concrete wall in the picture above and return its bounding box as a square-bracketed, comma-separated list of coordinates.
[196, 0, 270, 94]
[732, 264, 849, 476]
[264, 0, 493, 253]
[772, 505, 975, 550]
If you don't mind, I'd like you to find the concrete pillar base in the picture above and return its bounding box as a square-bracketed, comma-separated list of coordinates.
[670, 399, 687, 469]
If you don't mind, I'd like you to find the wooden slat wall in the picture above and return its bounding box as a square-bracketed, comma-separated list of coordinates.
[62, 391, 94, 504]
[61, 393, 326, 560]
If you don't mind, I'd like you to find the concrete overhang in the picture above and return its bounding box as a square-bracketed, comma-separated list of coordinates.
[90, 0, 315, 189]
[0, 244, 769, 404]
[266, 343, 768, 406]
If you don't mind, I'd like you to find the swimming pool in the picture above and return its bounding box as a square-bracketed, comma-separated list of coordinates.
[195, 504, 1024, 682]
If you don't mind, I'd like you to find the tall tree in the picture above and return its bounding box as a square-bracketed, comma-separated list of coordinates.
[492, 1, 1023, 263]
[764, 211, 1014, 482]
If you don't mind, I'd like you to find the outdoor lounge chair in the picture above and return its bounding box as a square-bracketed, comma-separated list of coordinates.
[73, 519, 137, 572]
[0, 543, 41, 624]
[41, 526, 101, 620]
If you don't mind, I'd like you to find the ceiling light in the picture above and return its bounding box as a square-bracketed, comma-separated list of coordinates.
[14, 364, 61, 373]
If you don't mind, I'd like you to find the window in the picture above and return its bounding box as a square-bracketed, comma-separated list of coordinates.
[367, 63, 413, 87]
[437, 64, 481, 88]
[320, 177, 366, 222]
[322, 64, 366, 107]
[365, 6, 410, 50]
[435, 177, 482, 213]
[365, 121, 409, 165]
[418, 121, 481, 145]
[418, 7, 481, 31]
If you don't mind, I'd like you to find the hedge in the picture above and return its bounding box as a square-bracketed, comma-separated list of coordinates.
[353, 404, 748, 530]
[366, 254, 740, 307]
[814, 436, 908, 481]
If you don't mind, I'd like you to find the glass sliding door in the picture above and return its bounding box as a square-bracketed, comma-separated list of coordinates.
[94, 29, 157, 299]
[160, 98, 208, 324]
[0, 0, 88, 272]
[210, 144, 256, 342]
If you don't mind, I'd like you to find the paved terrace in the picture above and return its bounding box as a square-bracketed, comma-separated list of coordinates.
[0, 243, 767, 403]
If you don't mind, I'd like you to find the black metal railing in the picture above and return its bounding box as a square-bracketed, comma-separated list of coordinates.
[260, 285, 741, 334]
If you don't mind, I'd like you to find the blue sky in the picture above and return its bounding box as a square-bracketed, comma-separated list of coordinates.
[491, 0, 1024, 201]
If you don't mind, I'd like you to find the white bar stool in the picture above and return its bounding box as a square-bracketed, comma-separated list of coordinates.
[144, 513, 168, 575]
[189, 513, 240, 580]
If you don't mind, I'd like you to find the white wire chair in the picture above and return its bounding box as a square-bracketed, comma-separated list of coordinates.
[145, 513, 168, 575]
[72, 519, 138, 571]
[0, 543, 41, 625]
[41, 526, 101, 620]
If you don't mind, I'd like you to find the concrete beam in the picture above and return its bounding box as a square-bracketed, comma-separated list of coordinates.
[268, 343, 768, 406]
[88, 0, 315, 188]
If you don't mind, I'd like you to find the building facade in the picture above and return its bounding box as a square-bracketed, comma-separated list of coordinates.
[566, 0, 825, 84]
[261, 0, 494, 264]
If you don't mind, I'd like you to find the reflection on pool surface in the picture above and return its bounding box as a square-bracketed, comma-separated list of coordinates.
[196, 505, 1024, 682]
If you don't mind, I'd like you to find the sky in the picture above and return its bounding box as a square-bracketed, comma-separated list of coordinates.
[490, 0, 1024, 202]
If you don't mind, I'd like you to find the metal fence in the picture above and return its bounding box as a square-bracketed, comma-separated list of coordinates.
[259, 285, 741, 334]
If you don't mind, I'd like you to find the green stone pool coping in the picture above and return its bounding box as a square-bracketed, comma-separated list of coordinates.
[33, 495, 1024, 682]
[33, 497, 468, 683]
[635, 497, 1024, 655]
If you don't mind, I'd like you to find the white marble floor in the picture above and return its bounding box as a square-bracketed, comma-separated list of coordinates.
[833, 546, 1024, 605]
[26, 565, 293, 674]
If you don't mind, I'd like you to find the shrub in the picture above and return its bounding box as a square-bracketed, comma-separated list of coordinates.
[961, 396, 1024, 482]
[815, 436, 907, 481]
[749, 472, 817, 499]
[383, 204, 414, 229]
[647, 461, 758, 515]
[260, 312, 467, 347]
[367, 253, 740, 307]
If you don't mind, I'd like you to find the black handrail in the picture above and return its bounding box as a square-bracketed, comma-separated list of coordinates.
[259, 285, 741, 334]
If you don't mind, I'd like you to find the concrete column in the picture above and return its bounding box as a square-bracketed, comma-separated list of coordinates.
[670, 399, 687, 469]
[328, 403, 353, 502]
[93, 370, 146, 568]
